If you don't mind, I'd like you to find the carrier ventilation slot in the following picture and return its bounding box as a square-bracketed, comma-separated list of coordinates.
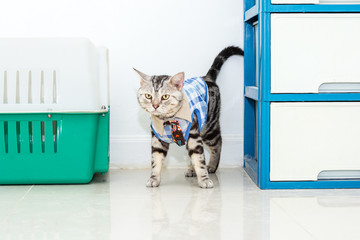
[4, 121, 8, 153]
[3, 71, 8, 104]
[28, 71, 32, 104]
[16, 121, 21, 153]
[53, 121, 58, 153]
[1, 70, 58, 104]
[2, 120, 60, 154]
[41, 121, 45, 153]
[16, 71, 20, 104]
[29, 122, 33, 153]
[53, 71, 57, 104]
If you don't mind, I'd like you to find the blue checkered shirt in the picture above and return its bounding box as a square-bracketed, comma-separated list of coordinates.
[152, 77, 208, 144]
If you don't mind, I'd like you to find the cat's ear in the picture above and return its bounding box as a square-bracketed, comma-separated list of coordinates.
[133, 68, 151, 86]
[170, 72, 185, 90]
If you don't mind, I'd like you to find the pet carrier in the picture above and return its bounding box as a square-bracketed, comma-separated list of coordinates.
[0, 38, 109, 184]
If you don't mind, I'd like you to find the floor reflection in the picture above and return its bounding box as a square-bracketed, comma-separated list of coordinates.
[0, 173, 111, 240]
[2, 168, 360, 240]
[243, 180, 360, 240]
[150, 174, 221, 240]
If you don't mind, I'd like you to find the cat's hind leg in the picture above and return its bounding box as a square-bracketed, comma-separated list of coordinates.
[203, 134, 222, 174]
[147, 131, 169, 187]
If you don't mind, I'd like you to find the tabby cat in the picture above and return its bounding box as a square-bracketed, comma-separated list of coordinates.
[135, 46, 244, 188]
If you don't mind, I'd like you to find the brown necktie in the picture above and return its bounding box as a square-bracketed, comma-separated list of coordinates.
[163, 120, 186, 146]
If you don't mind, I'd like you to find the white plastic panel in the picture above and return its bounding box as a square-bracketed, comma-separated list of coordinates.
[0, 38, 109, 113]
[272, 0, 360, 3]
[321, 0, 360, 3]
[270, 102, 360, 181]
[272, 0, 318, 4]
[271, 14, 360, 93]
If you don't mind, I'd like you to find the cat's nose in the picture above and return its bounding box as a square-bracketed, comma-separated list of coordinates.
[153, 104, 159, 110]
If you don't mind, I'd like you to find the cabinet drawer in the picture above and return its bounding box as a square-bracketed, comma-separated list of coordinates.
[271, 14, 360, 93]
[270, 102, 360, 181]
[272, 0, 360, 4]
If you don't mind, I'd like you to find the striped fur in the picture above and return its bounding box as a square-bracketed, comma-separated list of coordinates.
[204, 46, 244, 82]
[138, 46, 244, 188]
[147, 131, 170, 187]
[200, 46, 244, 175]
[186, 115, 214, 188]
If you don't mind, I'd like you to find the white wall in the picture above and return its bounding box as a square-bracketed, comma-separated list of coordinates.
[0, 0, 244, 168]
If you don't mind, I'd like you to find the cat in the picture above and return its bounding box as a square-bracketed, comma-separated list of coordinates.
[135, 46, 244, 188]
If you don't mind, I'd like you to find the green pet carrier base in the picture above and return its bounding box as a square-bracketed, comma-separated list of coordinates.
[0, 38, 110, 184]
[0, 111, 109, 184]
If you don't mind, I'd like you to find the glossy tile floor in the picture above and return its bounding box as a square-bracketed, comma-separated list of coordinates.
[1, 166, 360, 240]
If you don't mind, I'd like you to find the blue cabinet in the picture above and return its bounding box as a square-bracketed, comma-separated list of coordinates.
[243, 0, 360, 189]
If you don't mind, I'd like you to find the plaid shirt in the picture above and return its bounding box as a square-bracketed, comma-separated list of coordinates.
[152, 77, 208, 144]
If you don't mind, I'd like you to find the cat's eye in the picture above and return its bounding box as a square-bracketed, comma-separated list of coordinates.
[161, 94, 170, 100]
[145, 94, 152, 99]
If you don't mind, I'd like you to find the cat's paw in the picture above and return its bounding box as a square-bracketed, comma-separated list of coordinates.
[207, 166, 217, 174]
[146, 178, 160, 187]
[185, 169, 197, 177]
[198, 179, 214, 188]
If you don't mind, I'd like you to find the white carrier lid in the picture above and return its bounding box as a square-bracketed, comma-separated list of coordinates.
[0, 38, 109, 113]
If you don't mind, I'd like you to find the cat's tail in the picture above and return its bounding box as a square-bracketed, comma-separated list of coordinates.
[204, 46, 244, 82]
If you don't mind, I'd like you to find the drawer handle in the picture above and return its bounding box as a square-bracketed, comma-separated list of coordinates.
[319, 83, 360, 93]
[317, 198, 360, 207]
[317, 170, 360, 180]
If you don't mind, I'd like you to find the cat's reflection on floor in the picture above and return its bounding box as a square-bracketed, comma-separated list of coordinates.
[149, 174, 221, 239]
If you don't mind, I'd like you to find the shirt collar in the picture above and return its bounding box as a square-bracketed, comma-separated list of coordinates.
[152, 91, 192, 136]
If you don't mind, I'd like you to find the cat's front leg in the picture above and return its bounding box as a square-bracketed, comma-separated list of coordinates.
[147, 131, 169, 187]
[186, 120, 213, 188]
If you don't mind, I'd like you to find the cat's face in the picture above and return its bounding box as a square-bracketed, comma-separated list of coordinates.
[134, 68, 185, 119]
